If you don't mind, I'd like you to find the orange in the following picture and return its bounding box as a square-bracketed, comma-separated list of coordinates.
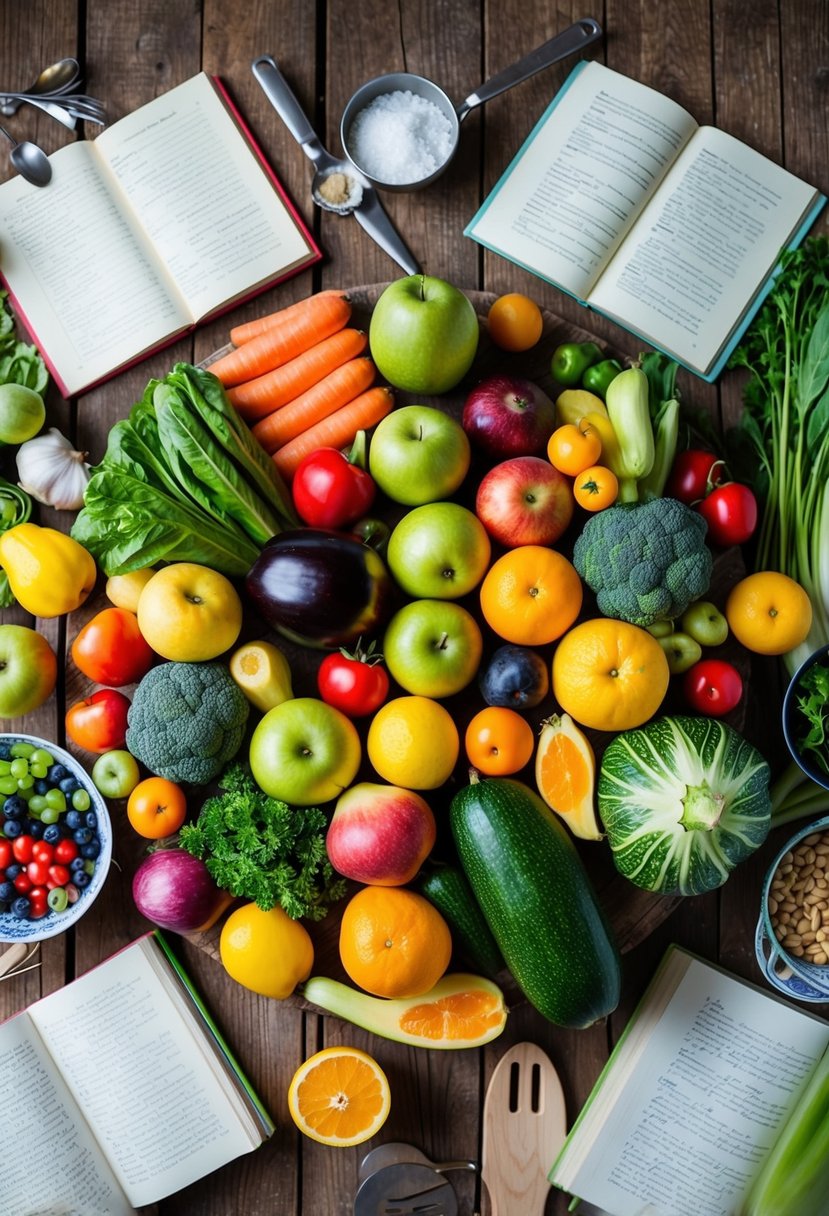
[465, 706, 534, 775]
[220, 901, 314, 1000]
[573, 465, 618, 511]
[487, 292, 543, 352]
[552, 618, 670, 732]
[339, 885, 452, 998]
[547, 423, 602, 476]
[367, 695, 459, 789]
[287, 1046, 390, 1146]
[127, 776, 187, 839]
[397, 977, 507, 1044]
[480, 545, 583, 646]
[535, 713, 602, 841]
[725, 571, 813, 656]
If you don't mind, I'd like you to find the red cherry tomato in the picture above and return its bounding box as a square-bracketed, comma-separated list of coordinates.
[292, 446, 376, 529]
[12, 835, 34, 864]
[54, 839, 79, 864]
[71, 607, 156, 687]
[26, 860, 50, 886]
[65, 688, 131, 753]
[683, 659, 743, 717]
[666, 450, 722, 505]
[33, 842, 54, 865]
[698, 482, 758, 547]
[317, 644, 390, 718]
[0, 839, 11, 868]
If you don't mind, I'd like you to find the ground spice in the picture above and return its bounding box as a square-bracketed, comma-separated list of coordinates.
[318, 171, 354, 206]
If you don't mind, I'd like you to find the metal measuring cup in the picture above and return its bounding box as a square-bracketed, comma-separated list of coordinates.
[339, 17, 603, 191]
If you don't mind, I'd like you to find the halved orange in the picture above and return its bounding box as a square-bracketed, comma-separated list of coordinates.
[287, 1046, 390, 1146]
[535, 713, 602, 841]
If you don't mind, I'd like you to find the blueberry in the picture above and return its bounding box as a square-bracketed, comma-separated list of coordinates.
[42, 824, 62, 844]
[80, 840, 101, 860]
[84, 811, 98, 830]
[0, 881, 15, 902]
[28, 820, 44, 841]
[33, 778, 50, 796]
[72, 828, 93, 845]
[65, 810, 84, 830]
[73, 870, 91, 889]
[5, 863, 21, 881]
[10, 895, 31, 919]
[70, 856, 87, 872]
[3, 819, 22, 839]
[59, 776, 80, 796]
[0, 743, 11, 760]
[2, 794, 26, 819]
[47, 763, 69, 784]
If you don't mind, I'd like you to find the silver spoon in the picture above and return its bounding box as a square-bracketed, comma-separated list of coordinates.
[0, 56, 80, 116]
[0, 123, 52, 186]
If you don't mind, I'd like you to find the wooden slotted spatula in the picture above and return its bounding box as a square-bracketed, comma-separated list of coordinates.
[481, 1041, 567, 1215]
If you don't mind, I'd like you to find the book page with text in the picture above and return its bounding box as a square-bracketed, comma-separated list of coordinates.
[0, 142, 189, 395]
[29, 941, 256, 1208]
[0, 1012, 132, 1216]
[554, 955, 829, 1216]
[589, 125, 819, 372]
[465, 62, 697, 298]
[97, 73, 314, 319]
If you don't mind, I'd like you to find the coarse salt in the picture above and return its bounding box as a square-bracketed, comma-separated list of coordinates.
[347, 89, 455, 185]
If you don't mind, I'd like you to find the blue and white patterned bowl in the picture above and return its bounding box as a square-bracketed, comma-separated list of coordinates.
[0, 734, 112, 944]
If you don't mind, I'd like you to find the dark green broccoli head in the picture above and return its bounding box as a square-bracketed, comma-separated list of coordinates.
[572, 498, 713, 626]
[126, 661, 249, 785]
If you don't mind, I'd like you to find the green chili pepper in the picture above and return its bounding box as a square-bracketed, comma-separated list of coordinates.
[582, 358, 623, 400]
[550, 341, 602, 386]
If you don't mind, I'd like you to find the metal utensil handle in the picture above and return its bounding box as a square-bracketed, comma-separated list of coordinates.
[456, 17, 603, 122]
[252, 55, 324, 161]
[0, 94, 77, 128]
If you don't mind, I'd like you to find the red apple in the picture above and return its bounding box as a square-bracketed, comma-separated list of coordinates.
[326, 782, 437, 885]
[462, 374, 556, 458]
[476, 456, 574, 547]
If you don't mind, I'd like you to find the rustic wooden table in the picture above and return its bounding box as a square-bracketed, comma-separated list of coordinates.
[1, 2, 828, 1213]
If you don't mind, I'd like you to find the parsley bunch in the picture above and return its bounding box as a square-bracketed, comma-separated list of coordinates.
[795, 661, 829, 779]
[179, 763, 346, 920]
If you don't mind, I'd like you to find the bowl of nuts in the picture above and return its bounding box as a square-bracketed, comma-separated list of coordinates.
[755, 814, 829, 1002]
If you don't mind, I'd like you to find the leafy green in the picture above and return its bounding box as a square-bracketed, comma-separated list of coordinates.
[71, 363, 297, 577]
[794, 661, 829, 778]
[179, 763, 346, 920]
[729, 236, 829, 671]
[0, 290, 48, 393]
[0, 476, 32, 607]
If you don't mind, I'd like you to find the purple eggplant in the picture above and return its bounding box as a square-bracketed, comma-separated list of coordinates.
[244, 528, 394, 649]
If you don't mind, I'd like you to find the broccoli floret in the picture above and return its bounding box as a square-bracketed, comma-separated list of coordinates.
[126, 661, 249, 785]
[572, 498, 713, 626]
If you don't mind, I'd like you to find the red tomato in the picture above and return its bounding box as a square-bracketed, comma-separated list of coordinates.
[292, 447, 376, 529]
[683, 659, 743, 717]
[26, 860, 50, 886]
[12, 835, 34, 864]
[0, 839, 12, 868]
[698, 482, 758, 547]
[317, 645, 390, 718]
[54, 839, 79, 864]
[666, 450, 722, 505]
[71, 607, 155, 686]
[65, 688, 131, 753]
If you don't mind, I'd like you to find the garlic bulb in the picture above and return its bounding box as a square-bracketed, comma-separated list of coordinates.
[16, 427, 91, 511]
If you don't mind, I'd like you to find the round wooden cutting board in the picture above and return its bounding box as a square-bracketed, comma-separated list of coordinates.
[195, 283, 750, 1008]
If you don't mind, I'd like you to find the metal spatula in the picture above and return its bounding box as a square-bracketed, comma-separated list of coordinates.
[481, 1041, 567, 1215]
[354, 1161, 459, 1216]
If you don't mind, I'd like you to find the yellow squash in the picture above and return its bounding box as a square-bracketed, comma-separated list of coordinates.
[0, 522, 96, 617]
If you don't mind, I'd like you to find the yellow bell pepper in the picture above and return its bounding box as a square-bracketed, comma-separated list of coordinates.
[0, 522, 97, 617]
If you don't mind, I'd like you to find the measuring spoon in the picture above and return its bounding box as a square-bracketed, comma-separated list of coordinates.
[341, 17, 603, 190]
[252, 54, 420, 274]
[0, 123, 52, 186]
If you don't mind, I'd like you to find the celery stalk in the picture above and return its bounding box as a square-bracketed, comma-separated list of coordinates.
[738, 1045, 829, 1216]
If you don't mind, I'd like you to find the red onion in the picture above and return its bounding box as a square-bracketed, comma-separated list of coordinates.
[132, 849, 229, 934]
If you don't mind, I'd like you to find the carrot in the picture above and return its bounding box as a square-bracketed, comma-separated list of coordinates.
[252, 357, 377, 454]
[210, 293, 353, 387]
[230, 290, 350, 347]
[272, 387, 395, 480]
[228, 328, 368, 422]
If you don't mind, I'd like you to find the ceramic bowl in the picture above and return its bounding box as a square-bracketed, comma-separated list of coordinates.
[781, 642, 829, 791]
[0, 734, 112, 943]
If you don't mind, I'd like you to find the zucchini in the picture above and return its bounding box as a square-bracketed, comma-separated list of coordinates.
[416, 860, 505, 978]
[450, 773, 621, 1028]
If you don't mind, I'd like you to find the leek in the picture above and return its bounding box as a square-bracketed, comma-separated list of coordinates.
[738, 1044, 829, 1216]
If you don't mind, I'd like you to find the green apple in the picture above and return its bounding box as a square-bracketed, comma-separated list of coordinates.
[0, 623, 58, 719]
[369, 273, 480, 395]
[387, 502, 491, 600]
[0, 383, 45, 445]
[383, 599, 483, 698]
[681, 600, 729, 647]
[92, 749, 141, 799]
[369, 405, 471, 506]
[249, 696, 361, 805]
[657, 631, 702, 675]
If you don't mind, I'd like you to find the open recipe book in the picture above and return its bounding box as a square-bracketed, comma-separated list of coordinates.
[465, 61, 825, 380]
[550, 945, 829, 1216]
[0, 932, 273, 1215]
[0, 71, 320, 397]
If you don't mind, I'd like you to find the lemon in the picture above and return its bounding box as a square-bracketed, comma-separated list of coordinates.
[0, 383, 45, 445]
[219, 902, 314, 1000]
[367, 695, 459, 789]
[105, 566, 157, 612]
[288, 1046, 391, 1146]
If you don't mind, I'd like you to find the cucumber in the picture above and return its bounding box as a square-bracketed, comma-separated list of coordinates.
[450, 774, 621, 1028]
[416, 861, 505, 978]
